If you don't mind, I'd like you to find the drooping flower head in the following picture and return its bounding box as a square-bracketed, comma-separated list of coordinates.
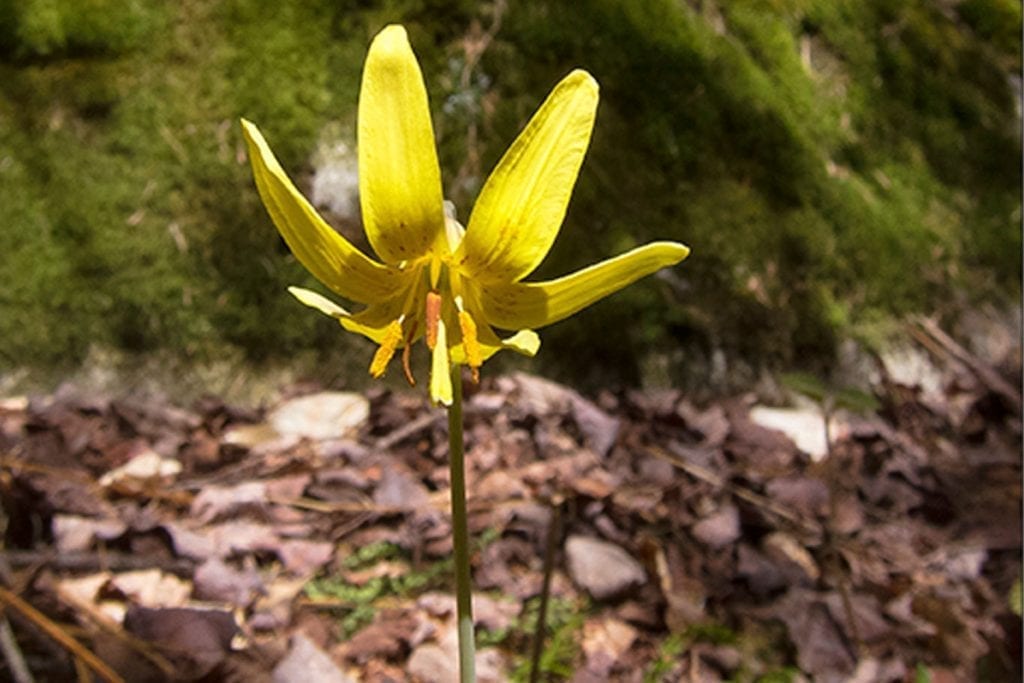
[242, 25, 689, 405]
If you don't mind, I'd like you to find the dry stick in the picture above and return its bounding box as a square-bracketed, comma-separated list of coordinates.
[528, 498, 562, 683]
[646, 445, 822, 537]
[0, 550, 195, 578]
[0, 587, 124, 683]
[912, 316, 1022, 412]
[374, 413, 441, 451]
[0, 615, 34, 683]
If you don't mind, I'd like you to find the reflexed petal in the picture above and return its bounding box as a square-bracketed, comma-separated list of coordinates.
[340, 301, 408, 345]
[450, 325, 540, 364]
[500, 329, 541, 356]
[288, 286, 351, 319]
[458, 70, 599, 284]
[359, 25, 447, 265]
[479, 242, 690, 330]
[242, 120, 401, 304]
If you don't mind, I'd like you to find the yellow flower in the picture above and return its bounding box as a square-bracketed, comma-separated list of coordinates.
[241, 25, 689, 406]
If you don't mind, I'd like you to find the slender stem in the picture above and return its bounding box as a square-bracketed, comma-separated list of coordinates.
[447, 365, 475, 682]
[529, 498, 561, 683]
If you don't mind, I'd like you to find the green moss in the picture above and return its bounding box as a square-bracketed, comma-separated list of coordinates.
[0, 0, 1018, 387]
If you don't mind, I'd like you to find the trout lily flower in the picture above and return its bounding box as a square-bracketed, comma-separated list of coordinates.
[241, 25, 689, 406]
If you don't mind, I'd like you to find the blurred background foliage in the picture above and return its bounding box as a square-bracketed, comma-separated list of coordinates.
[0, 0, 1019, 393]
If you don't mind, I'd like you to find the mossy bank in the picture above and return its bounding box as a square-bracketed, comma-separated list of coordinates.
[1, 0, 1019, 393]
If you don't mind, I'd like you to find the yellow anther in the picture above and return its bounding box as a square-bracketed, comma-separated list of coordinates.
[458, 310, 482, 383]
[369, 318, 404, 378]
[425, 291, 442, 350]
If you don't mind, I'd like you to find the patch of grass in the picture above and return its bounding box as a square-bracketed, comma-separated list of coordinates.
[504, 595, 588, 682]
[757, 668, 803, 683]
[306, 530, 500, 639]
[640, 622, 740, 681]
[643, 632, 685, 683]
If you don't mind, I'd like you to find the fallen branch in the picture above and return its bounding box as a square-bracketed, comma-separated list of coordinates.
[911, 316, 1022, 413]
[646, 444, 823, 538]
[0, 551, 195, 578]
[0, 615, 34, 683]
[0, 586, 124, 683]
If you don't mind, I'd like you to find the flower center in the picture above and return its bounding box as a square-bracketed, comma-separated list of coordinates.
[367, 254, 484, 392]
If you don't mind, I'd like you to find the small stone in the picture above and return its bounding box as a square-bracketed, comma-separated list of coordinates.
[691, 504, 741, 548]
[749, 405, 829, 461]
[565, 535, 646, 601]
[269, 392, 369, 441]
[407, 644, 452, 683]
[273, 634, 354, 683]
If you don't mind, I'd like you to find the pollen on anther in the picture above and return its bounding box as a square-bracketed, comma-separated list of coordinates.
[458, 310, 483, 383]
[369, 318, 404, 378]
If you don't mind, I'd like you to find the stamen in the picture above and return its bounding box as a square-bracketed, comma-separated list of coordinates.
[458, 309, 482, 383]
[425, 291, 442, 350]
[401, 319, 418, 386]
[369, 318, 404, 378]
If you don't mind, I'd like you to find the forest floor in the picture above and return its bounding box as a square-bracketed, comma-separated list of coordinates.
[0, 318, 1020, 682]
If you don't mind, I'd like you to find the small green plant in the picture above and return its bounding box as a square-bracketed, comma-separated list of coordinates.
[757, 667, 802, 683]
[507, 596, 587, 682]
[306, 531, 502, 640]
[643, 633, 685, 683]
[641, 622, 738, 682]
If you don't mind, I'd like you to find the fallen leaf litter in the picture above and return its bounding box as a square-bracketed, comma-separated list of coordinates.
[0, 328, 1019, 681]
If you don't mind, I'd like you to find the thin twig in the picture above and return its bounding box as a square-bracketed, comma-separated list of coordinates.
[0, 551, 195, 578]
[374, 413, 442, 451]
[647, 444, 822, 537]
[911, 316, 1022, 412]
[528, 497, 561, 683]
[0, 586, 124, 683]
[0, 615, 34, 683]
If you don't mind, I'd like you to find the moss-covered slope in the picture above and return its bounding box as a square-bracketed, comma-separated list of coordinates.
[0, 0, 1018, 389]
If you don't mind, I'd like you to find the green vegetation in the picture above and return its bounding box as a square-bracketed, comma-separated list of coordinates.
[503, 596, 587, 681]
[0, 0, 1018, 389]
[306, 530, 499, 638]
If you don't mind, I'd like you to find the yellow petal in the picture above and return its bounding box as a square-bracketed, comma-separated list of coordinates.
[457, 70, 599, 284]
[339, 287, 422, 345]
[430, 319, 453, 406]
[242, 120, 401, 304]
[479, 242, 690, 330]
[359, 25, 447, 265]
[500, 329, 541, 356]
[288, 286, 351, 319]
[450, 326, 540, 364]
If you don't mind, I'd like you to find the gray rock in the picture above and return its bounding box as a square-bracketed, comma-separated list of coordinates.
[691, 504, 741, 548]
[269, 392, 369, 441]
[273, 634, 354, 683]
[407, 643, 508, 683]
[565, 535, 646, 601]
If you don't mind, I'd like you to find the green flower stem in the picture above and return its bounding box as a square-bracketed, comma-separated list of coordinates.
[447, 365, 476, 682]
